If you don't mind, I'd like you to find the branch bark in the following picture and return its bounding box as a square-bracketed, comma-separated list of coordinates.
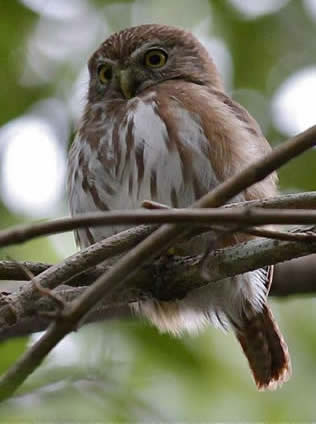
[2, 193, 315, 331]
[0, 192, 316, 248]
[0, 125, 315, 401]
[1, 231, 316, 341]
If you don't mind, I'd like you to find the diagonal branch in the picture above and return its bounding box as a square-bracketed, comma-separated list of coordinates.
[0, 226, 316, 340]
[0, 125, 315, 401]
[2, 193, 316, 330]
[0, 224, 156, 329]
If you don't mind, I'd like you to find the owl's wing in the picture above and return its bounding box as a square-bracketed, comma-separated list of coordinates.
[212, 89, 278, 201]
[215, 90, 264, 135]
[211, 89, 278, 165]
[67, 132, 100, 249]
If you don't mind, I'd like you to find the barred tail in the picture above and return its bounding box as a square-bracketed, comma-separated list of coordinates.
[235, 304, 291, 390]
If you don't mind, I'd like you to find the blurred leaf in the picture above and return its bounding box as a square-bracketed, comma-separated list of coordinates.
[0, 337, 28, 375]
[0, 1, 50, 127]
[0, 205, 60, 263]
[279, 149, 316, 191]
[127, 323, 204, 375]
[0, 0, 316, 420]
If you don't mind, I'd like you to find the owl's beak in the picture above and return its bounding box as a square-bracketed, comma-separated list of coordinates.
[119, 69, 135, 100]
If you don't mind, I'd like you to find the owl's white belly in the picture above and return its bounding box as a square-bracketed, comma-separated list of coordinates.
[68, 94, 267, 335]
[69, 95, 218, 247]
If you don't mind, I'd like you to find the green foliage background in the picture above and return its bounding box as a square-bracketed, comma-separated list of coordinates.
[0, 0, 315, 421]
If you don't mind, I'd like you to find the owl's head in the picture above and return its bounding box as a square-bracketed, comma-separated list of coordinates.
[87, 24, 223, 102]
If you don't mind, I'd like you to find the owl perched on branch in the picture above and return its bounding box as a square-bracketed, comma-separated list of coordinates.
[68, 24, 291, 390]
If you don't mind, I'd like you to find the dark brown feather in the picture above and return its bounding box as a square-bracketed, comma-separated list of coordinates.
[236, 303, 291, 390]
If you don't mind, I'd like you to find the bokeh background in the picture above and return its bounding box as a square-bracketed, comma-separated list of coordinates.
[0, 0, 316, 421]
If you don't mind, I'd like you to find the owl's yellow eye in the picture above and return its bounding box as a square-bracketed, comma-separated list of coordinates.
[144, 49, 168, 68]
[98, 64, 113, 84]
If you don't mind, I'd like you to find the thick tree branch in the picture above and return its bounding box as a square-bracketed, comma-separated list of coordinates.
[0, 125, 315, 401]
[272, 254, 316, 296]
[1, 254, 316, 342]
[2, 193, 315, 330]
[0, 286, 132, 341]
[0, 225, 156, 330]
[0, 225, 316, 397]
[0, 227, 316, 340]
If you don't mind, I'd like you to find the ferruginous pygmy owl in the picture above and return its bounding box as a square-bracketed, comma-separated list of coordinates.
[68, 24, 291, 390]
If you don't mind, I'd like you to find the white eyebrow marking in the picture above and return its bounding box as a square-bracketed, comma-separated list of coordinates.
[130, 40, 167, 59]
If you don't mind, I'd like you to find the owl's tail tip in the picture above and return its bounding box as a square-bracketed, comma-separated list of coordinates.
[256, 364, 291, 391]
[235, 304, 291, 391]
[255, 355, 291, 391]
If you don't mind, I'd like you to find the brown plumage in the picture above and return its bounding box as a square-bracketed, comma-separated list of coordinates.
[237, 304, 291, 390]
[67, 24, 291, 389]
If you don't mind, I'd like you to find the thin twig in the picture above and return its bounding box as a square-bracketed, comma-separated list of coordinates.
[245, 227, 316, 242]
[6, 257, 66, 310]
[0, 125, 315, 401]
[142, 198, 316, 242]
[2, 197, 316, 327]
[0, 192, 315, 248]
[0, 224, 156, 330]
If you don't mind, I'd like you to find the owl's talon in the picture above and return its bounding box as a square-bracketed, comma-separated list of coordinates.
[166, 247, 176, 256]
[127, 287, 152, 302]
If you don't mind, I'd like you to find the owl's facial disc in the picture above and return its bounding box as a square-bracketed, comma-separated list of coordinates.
[117, 47, 168, 99]
[94, 44, 171, 100]
[88, 25, 224, 104]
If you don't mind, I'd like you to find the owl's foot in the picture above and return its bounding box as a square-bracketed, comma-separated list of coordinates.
[127, 287, 153, 303]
